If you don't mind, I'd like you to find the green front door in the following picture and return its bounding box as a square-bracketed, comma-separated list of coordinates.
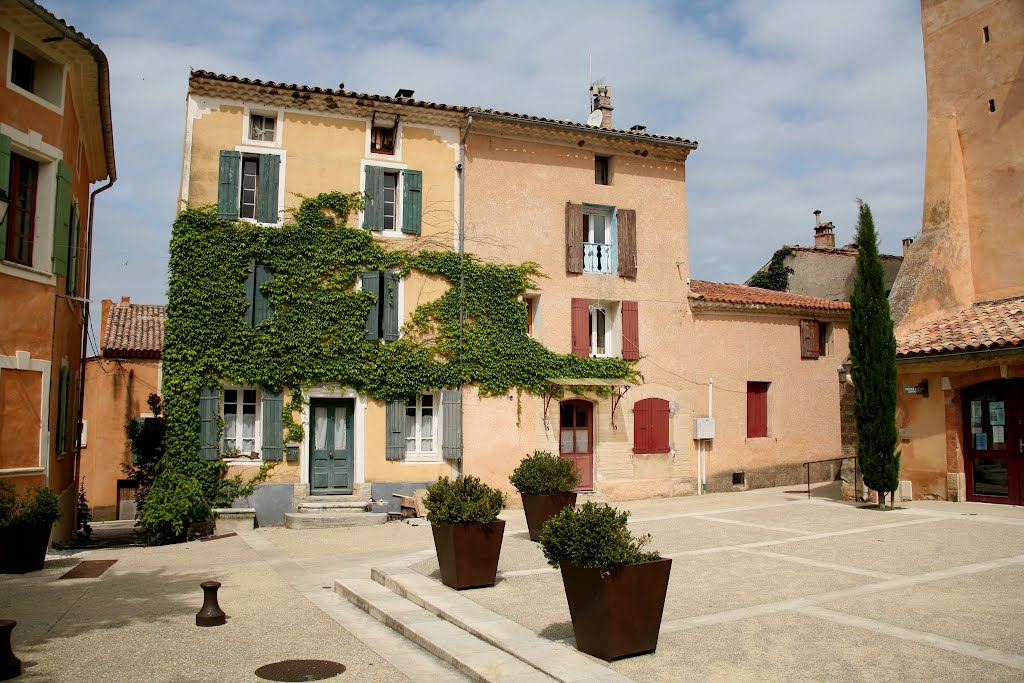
[310, 398, 354, 495]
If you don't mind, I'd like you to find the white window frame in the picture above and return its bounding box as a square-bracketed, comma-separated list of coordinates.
[0, 123, 60, 284]
[524, 293, 540, 339]
[242, 107, 283, 148]
[588, 301, 621, 358]
[221, 385, 262, 460]
[404, 391, 441, 463]
[232, 145, 286, 226]
[358, 159, 408, 237]
[5, 35, 66, 115]
[582, 204, 616, 275]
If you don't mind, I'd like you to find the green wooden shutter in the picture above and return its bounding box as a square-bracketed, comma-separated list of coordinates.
[67, 204, 80, 295]
[385, 399, 406, 460]
[401, 169, 422, 235]
[253, 263, 274, 327]
[56, 365, 69, 455]
[441, 388, 462, 461]
[256, 154, 280, 224]
[261, 389, 283, 461]
[0, 134, 10, 257]
[382, 272, 400, 342]
[363, 165, 384, 230]
[217, 150, 241, 220]
[198, 385, 219, 460]
[244, 260, 257, 325]
[52, 160, 72, 276]
[362, 270, 381, 340]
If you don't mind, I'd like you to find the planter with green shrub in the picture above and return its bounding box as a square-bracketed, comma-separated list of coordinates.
[424, 476, 506, 589]
[509, 450, 580, 541]
[540, 501, 671, 660]
[0, 482, 60, 574]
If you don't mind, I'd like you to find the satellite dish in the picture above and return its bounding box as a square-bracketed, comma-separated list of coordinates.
[586, 109, 603, 127]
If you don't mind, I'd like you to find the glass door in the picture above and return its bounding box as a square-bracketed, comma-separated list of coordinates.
[963, 380, 1022, 505]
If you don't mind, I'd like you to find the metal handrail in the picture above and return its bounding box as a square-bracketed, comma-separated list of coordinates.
[803, 456, 857, 499]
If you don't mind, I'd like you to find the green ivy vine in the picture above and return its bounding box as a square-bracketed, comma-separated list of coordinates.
[748, 246, 795, 291]
[148, 190, 636, 543]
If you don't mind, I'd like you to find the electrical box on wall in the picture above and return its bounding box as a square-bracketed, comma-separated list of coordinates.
[694, 417, 715, 440]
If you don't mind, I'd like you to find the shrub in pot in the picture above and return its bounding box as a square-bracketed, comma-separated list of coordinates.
[0, 482, 61, 574]
[424, 476, 506, 589]
[509, 450, 580, 541]
[540, 501, 671, 660]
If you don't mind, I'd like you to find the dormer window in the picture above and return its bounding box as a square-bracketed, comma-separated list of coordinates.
[248, 113, 276, 143]
[371, 112, 399, 155]
[7, 39, 64, 109]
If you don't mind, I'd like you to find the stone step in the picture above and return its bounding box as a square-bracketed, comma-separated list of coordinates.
[336, 577, 555, 683]
[297, 501, 369, 513]
[283, 512, 388, 529]
[370, 564, 628, 683]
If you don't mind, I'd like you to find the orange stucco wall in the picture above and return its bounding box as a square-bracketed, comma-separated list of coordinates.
[0, 368, 42, 471]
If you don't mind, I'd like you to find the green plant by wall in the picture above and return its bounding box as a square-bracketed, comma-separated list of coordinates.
[509, 450, 581, 495]
[283, 387, 305, 443]
[748, 246, 795, 291]
[150, 190, 636, 544]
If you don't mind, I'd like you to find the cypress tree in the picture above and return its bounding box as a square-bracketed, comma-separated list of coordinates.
[849, 200, 900, 508]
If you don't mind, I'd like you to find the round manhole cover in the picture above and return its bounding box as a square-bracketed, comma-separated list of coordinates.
[254, 659, 346, 681]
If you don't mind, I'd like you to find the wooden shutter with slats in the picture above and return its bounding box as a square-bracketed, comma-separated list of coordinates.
[0, 134, 11, 257]
[565, 202, 584, 274]
[363, 165, 384, 230]
[217, 151, 241, 220]
[746, 382, 769, 438]
[621, 300, 639, 360]
[385, 400, 405, 460]
[52, 160, 72, 276]
[261, 389, 283, 461]
[67, 204, 81, 295]
[401, 169, 422, 234]
[571, 298, 589, 357]
[800, 319, 820, 359]
[198, 386, 220, 459]
[634, 397, 670, 454]
[256, 154, 280, 224]
[253, 263, 274, 327]
[617, 208, 637, 278]
[382, 272, 400, 342]
[441, 388, 462, 461]
[362, 271, 381, 340]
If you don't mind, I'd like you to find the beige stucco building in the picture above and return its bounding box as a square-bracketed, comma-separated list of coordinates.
[889, 0, 1023, 504]
[176, 71, 851, 514]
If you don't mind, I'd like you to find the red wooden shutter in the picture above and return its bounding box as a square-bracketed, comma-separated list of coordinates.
[634, 398, 670, 454]
[566, 202, 584, 274]
[621, 301, 639, 360]
[746, 382, 769, 438]
[800, 319, 820, 359]
[571, 298, 589, 357]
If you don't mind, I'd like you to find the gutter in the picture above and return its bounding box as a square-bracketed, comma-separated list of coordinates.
[469, 110, 699, 151]
[896, 346, 1024, 366]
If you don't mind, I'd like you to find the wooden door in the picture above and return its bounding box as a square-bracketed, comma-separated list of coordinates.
[963, 380, 1023, 505]
[559, 399, 594, 491]
[310, 399, 354, 495]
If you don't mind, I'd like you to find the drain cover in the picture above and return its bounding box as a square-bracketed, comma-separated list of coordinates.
[254, 660, 346, 681]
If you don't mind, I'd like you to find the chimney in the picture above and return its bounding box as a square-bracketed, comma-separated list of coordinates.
[813, 215, 836, 249]
[119, 295, 131, 306]
[902, 237, 914, 256]
[630, 124, 647, 134]
[590, 84, 614, 129]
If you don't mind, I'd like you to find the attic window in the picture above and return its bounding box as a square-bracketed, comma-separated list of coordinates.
[371, 111, 399, 155]
[983, 26, 990, 42]
[11, 50, 34, 91]
[989, 99, 996, 112]
[595, 155, 610, 185]
[8, 39, 63, 108]
[249, 113, 276, 143]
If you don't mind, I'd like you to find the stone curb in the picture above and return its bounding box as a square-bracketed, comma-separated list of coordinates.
[283, 511, 387, 529]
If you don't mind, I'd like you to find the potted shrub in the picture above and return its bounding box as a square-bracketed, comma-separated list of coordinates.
[0, 482, 60, 574]
[540, 501, 671, 661]
[424, 476, 506, 590]
[509, 450, 580, 541]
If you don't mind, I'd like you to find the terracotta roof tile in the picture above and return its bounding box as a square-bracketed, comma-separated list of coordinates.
[689, 280, 850, 312]
[897, 296, 1024, 358]
[102, 302, 166, 358]
[189, 70, 697, 147]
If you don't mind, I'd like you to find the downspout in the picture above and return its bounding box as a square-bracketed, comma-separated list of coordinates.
[455, 115, 473, 476]
[706, 377, 713, 494]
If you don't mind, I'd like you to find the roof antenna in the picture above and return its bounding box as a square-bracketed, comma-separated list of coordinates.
[588, 52, 593, 113]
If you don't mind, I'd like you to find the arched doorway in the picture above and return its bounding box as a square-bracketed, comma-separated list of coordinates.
[962, 380, 1023, 504]
[559, 399, 594, 491]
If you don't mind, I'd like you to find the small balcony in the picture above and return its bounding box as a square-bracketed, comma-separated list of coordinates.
[583, 242, 612, 274]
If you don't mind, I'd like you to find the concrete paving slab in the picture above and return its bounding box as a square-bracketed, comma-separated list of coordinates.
[610, 610, 1023, 682]
[705, 499, 932, 532]
[822, 563, 1024, 655]
[632, 515, 801, 554]
[761, 517, 1024, 576]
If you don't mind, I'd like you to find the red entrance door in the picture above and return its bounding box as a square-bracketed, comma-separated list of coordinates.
[559, 400, 594, 491]
[963, 380, 1024, 505]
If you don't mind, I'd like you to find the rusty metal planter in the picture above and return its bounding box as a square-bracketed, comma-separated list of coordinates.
[431, 519, 505, 589]
[0, 524, 51, 574]
[521, 492, 576, 542]
[560, 557, 672, 660]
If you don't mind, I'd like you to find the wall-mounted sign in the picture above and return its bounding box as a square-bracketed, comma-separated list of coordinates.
[903, 380, 929, 397]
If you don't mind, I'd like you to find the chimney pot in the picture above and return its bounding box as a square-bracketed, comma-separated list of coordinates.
[902, 237, 914, 256]
[630, 124, 647, 134]
[590, 84, 614, 129]
[813, 209, 822, 226]
[120, 296, 131, 305]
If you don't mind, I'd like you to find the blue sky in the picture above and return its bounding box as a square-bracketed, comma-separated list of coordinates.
[45, 0, 926, 348]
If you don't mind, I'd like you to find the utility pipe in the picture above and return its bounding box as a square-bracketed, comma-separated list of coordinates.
[454, 115, 473, 477]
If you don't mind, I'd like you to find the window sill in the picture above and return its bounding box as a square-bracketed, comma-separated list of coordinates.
[7, 81, 64, 114]
[370, 229, 408, 239]
[1, 260, 56, 285]
[404, 453, 443, 464]
[244, 138, 279, 149]
[223, 458, 265, 466]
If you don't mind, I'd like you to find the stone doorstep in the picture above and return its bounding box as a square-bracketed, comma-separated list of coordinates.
[282, 512, 388, 529]
[297, 501, 370, 513]
[336, 577, 555, 683]
[366, 564, 629, 683]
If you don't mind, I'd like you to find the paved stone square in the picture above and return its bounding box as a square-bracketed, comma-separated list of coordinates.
[2, 485, 1023, 681]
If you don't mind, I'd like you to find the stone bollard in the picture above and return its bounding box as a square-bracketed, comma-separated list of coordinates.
[195, 581, 227, 627]
[0, 620, 21, 681]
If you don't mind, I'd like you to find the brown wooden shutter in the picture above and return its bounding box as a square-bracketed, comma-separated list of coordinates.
[746, 382, 769, 438]
[621, 300, 639, 360]
[634, 398, 670, 454]
[617, 208, 637, 278]
[571, 298, 589, 357]
[800, 319, 820, 359]
[566, 202, 583, 274]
